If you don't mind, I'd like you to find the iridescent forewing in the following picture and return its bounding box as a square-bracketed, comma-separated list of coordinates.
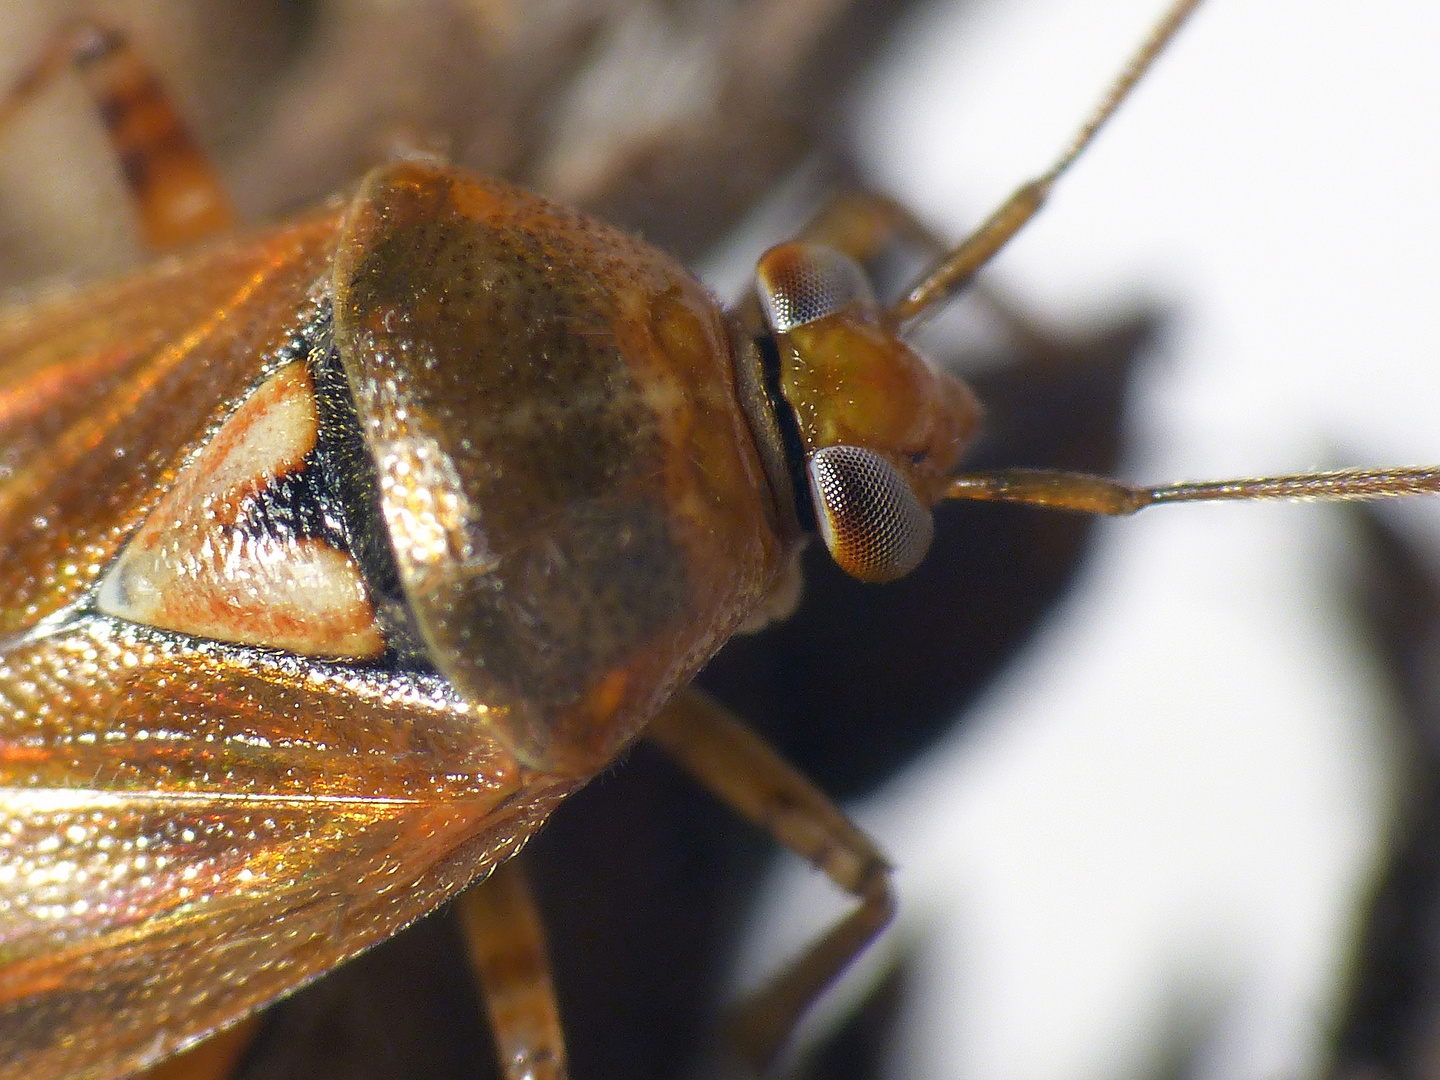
[0, 218, 570, 1080]
[0, 209, 341, 632]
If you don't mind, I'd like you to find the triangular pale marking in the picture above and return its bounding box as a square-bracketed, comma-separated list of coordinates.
[97, 361, 386, 658]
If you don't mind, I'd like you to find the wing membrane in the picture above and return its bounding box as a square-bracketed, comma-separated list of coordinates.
[0, 615, 571, 1080]
[0, 197, 577, 1080]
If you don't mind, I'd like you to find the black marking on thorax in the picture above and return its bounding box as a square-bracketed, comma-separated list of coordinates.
[239, 307, 431, 670]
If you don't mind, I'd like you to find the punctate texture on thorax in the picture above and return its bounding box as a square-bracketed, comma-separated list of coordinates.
[333, 160, 788, 775]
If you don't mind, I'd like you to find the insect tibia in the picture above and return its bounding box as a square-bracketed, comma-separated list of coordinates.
[0, 18, 233, 250]
[942, 466, 1440, 516]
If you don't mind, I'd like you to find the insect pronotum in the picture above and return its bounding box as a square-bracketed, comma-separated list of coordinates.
[1, 2, 1436, 1079]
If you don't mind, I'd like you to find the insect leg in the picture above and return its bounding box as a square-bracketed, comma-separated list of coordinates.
[457, 860, 569, 1080]
[0, 20, 233, 249]
[646, 688, 893, 1070]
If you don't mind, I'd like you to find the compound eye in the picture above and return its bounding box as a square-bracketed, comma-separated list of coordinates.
[756, 242, 878, 332]
[807, 444, 934, 583]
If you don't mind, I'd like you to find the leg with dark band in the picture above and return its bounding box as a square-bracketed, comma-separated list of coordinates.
[457, 859, 569, 1080]
[0, 20, 233, 250]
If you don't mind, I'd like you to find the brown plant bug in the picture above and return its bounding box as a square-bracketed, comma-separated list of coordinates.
[1, 3, 1438, 1080]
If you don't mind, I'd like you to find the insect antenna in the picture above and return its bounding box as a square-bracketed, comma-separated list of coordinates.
[888, 0, 1204, 332]
[870, 0, 1440, 516]
[940, 466, 1440, 516]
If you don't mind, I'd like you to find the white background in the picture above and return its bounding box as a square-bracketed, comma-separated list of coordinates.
[731, 2, 1440, 1078]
